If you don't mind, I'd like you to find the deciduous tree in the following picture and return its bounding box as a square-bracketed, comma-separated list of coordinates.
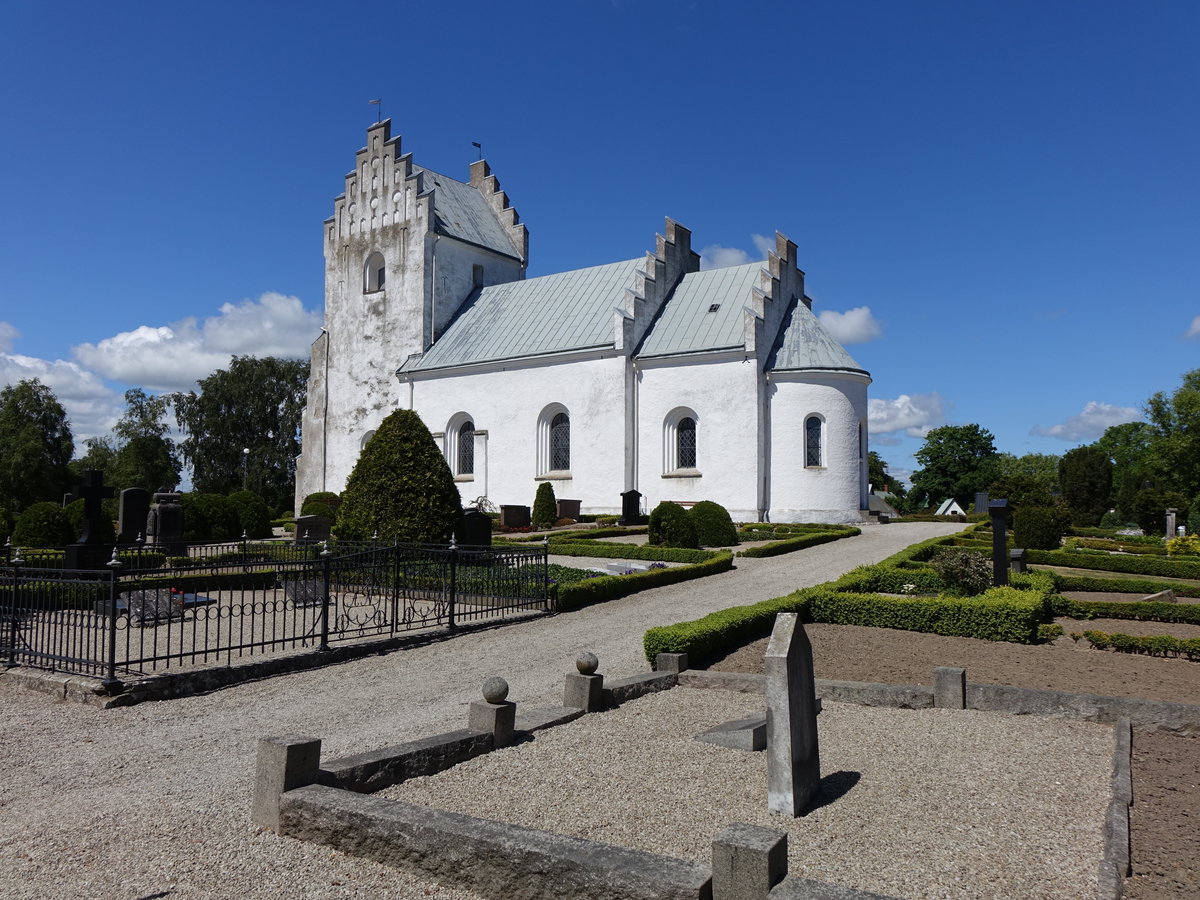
[910, 424, 999, 507]
[1058, 445, 1113, 526]
[0, 379, 74, 515]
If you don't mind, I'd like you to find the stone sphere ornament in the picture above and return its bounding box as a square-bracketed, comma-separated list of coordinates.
[576, 651, 599, 675]
[481, 676, 509, 704]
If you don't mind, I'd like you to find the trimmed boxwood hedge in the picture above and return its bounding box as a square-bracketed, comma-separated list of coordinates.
[1082, 630, 1200, 661]
[547, 542, 717, 564]
[1027, 549, 1200, 579]
[1047, 573, 1200, 598]
[736, 527, 859, 559]
[556, 552, 733, 612]
[1050, 595, 1200, 626]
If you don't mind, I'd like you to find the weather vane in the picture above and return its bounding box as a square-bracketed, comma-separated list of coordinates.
[369, 98, 381, 123]
[472, 141, 482, 161]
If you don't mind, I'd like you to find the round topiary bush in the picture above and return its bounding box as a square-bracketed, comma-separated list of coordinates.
[531, 482, 557, 530]
[930, 547, 992, 596]
[12, 502, 75, 548]
[648, 501, 698, 549]
[180, 493, 240, 542]
[688, 500, 738, 547]
[227, 490, 273, 539]
[337, 409, 463, 543]
[300, 491, 341, 521]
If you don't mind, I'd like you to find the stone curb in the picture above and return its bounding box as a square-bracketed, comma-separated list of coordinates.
[1097, 717, 1133, 900]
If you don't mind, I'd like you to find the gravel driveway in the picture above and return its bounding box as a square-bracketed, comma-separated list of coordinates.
[0, 522, 965, 900]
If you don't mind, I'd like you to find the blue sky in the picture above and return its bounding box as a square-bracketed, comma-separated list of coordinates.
[1, 0, 1197, 484]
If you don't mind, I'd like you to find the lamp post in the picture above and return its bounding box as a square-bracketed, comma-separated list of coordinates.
[242, 447, 250, 491]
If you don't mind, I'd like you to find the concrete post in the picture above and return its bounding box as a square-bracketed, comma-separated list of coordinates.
[1166, 509, 1177, 539]
[252, 735, 322, 830]
[565, 651, 603, 712]
[655, 652, 689, 673]
[468, 676, 516, 748]
[711, 823, 788, 900]
[765, 613, 820, 816]
[933, 666, 967, 709]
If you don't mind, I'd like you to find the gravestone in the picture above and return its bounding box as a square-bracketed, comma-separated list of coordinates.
[118, 488, 151, 544]
[283, 579, 324, 607]
[146, 490, 185, 555]
[619, 489, 644, 525]
[293, 514, 331, 544]
[988, 499, 1009, 587]
[458, 509, 493, 547]
[1166, 508, 1177, 539]
[499, 505, 530, 529]
[125, 589, 184, 627]
[555, 499, 581, 521]
[765, 612, 820, 816]
[974, 492, 989, 514]
[64, 470, 115, 569]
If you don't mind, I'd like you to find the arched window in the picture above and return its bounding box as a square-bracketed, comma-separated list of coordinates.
[457, 419, 475, 475]
[677, 417, 697, 469]
[537, 404, 571, 475]
[805, 415, 823, 467]
[360, 430, 376, 450]
[364, 251, 386, 292]
[550, 413, 570, 471]
[663, 407, 700, 475]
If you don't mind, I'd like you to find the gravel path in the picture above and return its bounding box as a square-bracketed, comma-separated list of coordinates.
[0, 523, 964, 899]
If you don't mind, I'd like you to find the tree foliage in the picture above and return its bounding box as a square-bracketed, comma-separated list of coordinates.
[337, 409, 462, 543]
[688, 500, 738, 547]
[1096, 421, 1152, 500]
[1058, 445, 1113, 526]
[1143, 368, 1200, 497]
[867, 451, 903, 495]
[12, 501, 74, 548]
[531, 481, 558, 530]
[910, 424, 999, 507]
[171, 357, 308, 512]
[0, 379, 74, 516]
[108, 389, 181, 493]
[648, 501, 698, 549]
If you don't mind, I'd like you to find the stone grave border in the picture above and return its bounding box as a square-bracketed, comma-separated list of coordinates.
[253, 653, 1197, 900]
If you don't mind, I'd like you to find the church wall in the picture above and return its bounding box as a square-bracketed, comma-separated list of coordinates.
[405, 355, 629, 515]
[766, 372, 869, 524]
[635, 356, 763, 522]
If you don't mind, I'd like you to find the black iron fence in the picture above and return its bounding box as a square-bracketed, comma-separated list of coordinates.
[2, 541, 549, 684]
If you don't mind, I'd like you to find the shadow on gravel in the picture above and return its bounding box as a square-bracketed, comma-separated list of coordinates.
[803, 770, 862, 815]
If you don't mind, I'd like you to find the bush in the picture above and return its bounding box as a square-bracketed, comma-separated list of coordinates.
[547, 541, 715, 564]
[300, 491, 341, 521]
[1012, 505, 1069, 550]
[1038, 623, 1064, 642]
[648, 501, 698, 549]
[929, 547, 992, 596]
[1098, 511, 1135, 529]
[1049, 573, 1200, 598]
[1082, 630, 1200, 661]
[1026, 548, 1200, 580]
[688, 501, 738, 548]
[64, 498, 116, 544]
[12, 502, 74, 548]
[531, 482, 557, 530]
[737, 527, 860, 559]
[337, 409, 463, 543]
[180, 493, 240, 542]
[1166, 533, 1200, 556]
[227, 490, 273, 539]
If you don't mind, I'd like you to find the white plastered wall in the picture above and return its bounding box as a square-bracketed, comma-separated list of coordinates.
[766, 371, 869, 523]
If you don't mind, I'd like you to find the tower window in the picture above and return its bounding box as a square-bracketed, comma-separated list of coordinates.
[364, 251, 386, 292]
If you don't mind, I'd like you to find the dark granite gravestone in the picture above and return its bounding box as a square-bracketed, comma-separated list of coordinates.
[459, 509, 493, 547]
[64, 470, 115, 569]
[118, 488, 151, 544]
[620, 489, 644, 525]
[555, 499, 581, 521]
[146, 491, 185, 555]
[974, 492, 990, 514]
[293, 514, 332, 543]
[283, 579, 324, 607]
[989, 498, 1009, 586]
[499, 505, 530, 529]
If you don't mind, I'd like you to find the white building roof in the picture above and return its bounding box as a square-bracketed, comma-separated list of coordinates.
[766, 300, 868, 374]
[637, 263, 761, 358]
[417, 166, 523, 260]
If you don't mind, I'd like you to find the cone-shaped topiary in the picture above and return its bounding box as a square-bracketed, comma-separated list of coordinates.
[300, 491, 341, 521]
[688, 500, 738, 547]
[13, 501, 75, 548]
[337, 409, 463, 543]
[648, 500, 698, 548]
[531, 481, 557, 530]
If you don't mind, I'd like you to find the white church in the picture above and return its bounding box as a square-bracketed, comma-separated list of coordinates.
[295, 121, 872, 523]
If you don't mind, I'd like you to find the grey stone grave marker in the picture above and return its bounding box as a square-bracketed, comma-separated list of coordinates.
[284, 579, 324, 607]
[765, 612, 820, 816]
[146, 490, 185, 554]
[118, 488, 151, 544]
[125, 589, 184, 627]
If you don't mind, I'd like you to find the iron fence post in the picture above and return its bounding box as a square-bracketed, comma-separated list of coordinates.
[448, 535, 457, 629]
[544, 536, 550, 610]
[318, 542, 332, 651]
[5, 548, 22, 669]
[103, 549, 123, 687]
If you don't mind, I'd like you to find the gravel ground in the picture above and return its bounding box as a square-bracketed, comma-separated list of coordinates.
[384, 688, 1114, 900]
[0, 522, 965, 899]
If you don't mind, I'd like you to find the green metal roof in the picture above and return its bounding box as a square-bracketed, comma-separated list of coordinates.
[766, 299, 868, 374]
[636, 263, 761, 358]
[400, 258, 644, 372]
[417, 166, 522, 260]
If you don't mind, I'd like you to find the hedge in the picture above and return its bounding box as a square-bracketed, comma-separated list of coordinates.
[125, 570, 279, 594]
[1047, 573, 1200, 598]
[1082, 630, 1200, 661]
[1026, 549, 1200, 579]
[556, 552, 734, 612]
[828, 564, 944, 595]
[547, 542, 718, 564]
[643, 590, 813, 666]
[1066, 537, 1167, 556]
[1050, 596, 1200, 626]
[736, 528, 859, 559]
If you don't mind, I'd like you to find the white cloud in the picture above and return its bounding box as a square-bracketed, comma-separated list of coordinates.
[0, 352, 122, 443]
[1186, 315, 1200, 339]
[868, 393, 946, 438]
[817, 306, 883, 344]
[73, 293, 321, 392]
[1030, 401, 1141, 442]
[698, 233, 773, 270]
[0, 321, 18, 353]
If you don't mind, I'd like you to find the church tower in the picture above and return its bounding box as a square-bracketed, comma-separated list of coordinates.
[295, 120, 527, 505]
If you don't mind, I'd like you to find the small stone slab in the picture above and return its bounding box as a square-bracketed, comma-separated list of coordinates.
[125, 590, 184, 627]
[284, 580, 324, 606]
[1143, 589, 1177, 604]
[697, 716, 767, 751]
